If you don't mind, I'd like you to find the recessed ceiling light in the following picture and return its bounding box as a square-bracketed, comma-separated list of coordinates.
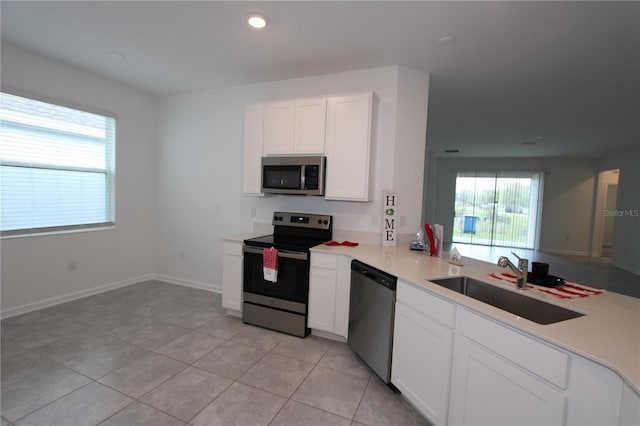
[108, 51, 126, 60]
[247, 13, 268, 29]
[438, 36, 456, 46]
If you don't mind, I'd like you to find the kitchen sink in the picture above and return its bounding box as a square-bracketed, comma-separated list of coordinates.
[429, 276, 584, 325]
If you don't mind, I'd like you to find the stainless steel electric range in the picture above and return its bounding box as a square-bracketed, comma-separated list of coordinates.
[242, 212, 332, 337]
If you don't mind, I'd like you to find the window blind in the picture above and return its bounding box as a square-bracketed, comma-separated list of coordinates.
[0, 92, 116, 236]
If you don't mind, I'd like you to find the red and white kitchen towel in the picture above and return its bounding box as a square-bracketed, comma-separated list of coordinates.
[263, 247, 278, 282]
[487, 272, 604, 299]
[323, 240, 359, 247]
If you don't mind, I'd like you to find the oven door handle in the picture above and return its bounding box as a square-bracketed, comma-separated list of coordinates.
[243, 245, 308, 261]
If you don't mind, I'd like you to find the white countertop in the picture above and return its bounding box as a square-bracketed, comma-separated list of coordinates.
[222, 233, 268, 243]
[311, 243, 640, 394]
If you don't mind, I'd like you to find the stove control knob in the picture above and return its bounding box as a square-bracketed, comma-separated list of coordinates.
[317, 219, 322, 225]
[323, 220, 329, 225]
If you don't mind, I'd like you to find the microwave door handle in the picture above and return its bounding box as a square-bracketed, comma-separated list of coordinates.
[301, 165, 306, 189]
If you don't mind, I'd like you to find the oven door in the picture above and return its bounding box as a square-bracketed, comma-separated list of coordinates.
[242, 245, 310, 313]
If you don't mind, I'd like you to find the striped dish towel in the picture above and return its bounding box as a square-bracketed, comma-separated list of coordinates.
[487, 272, 604, 299]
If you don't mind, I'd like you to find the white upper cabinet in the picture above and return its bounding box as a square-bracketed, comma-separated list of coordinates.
[242, 104, 264, 196]
[263, 100, 296, 155]
[263, 97, 326, 155]
[324, 93, 373, 201]
[243, 92, 374, 201]
[294, 97, 327, 154]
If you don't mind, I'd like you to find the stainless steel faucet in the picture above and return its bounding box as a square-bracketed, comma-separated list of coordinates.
[497, 252, 529, 290]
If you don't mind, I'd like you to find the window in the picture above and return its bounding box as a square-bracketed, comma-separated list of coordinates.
[453, 171, 544, 249]
[0, 92, 116, 236]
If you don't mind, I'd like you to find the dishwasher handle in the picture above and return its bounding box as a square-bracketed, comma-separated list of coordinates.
[351, 260, 397, 291]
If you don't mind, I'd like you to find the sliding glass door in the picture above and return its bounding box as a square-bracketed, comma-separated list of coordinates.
[453, 171, 543, 249]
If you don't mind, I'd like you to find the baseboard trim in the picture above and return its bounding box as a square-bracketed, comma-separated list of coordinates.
[311, 329, 347, 343]
[0, 274, 154, 320]
[540, 248, 591, 257]
[153, 274, 221, 294]
[611, 261, 640, 276]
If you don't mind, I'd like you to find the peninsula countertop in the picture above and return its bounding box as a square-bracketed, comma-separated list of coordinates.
[311, 243, 640, 394]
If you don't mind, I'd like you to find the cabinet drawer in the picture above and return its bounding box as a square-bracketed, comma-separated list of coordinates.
[223, 241, 243, 256]
[458, 309, 569, 388]
[311, 252, 337, 269]
[397, 280, 456, 328]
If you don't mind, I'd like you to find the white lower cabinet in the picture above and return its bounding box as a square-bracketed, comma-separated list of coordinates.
[449, 335, 566, 426]
[307, 252, 350, 339]
[392, 282, 454, 426]
[449, 308, 567, 426]
[620, 383, 640, 426]
[221, 241, 243, 314]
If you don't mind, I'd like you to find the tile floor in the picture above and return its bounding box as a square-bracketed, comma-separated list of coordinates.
[1, 280, 429, 426]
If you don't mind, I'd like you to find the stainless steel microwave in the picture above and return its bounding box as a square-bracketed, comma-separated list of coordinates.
[261, 156, 326, 196]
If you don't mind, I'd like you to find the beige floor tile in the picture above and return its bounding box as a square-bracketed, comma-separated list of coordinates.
[194, 341, 266, 380]
[191, 382, 286, 426]
[12, 382, 132, 426]
[238, 352, 314, 397]
[99, 402, 184, 426]
[270, 400, 351, 426]
[98, 353, 187, 398]
[354, 376, 429, 425]
[140, 367, 232, 422]
[292, 365, 369, 419]
[155, 331, 224, 364]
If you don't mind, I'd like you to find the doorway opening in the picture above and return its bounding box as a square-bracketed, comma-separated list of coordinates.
[452, 171, 544, 249]
[593, 169, 619, 258]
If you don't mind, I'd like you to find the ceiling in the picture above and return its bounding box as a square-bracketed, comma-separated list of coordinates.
[1, 1, 638, 158]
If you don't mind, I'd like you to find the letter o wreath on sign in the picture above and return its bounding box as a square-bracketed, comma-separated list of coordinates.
[383, 191, 396, 246]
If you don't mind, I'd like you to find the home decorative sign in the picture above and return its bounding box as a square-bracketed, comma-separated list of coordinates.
[383, 191, 396, 246]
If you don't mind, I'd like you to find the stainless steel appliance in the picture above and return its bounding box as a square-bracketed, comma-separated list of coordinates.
[348, 260, 397, 383]
[261, 156, 326, 195]
[243, 212, 332, 337]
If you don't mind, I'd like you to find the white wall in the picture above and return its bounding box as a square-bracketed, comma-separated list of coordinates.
[600, 147, 640, 274]
[155, 66, 429, 289]
[0, 44, 157, 316]
[429, 156, 599, 256]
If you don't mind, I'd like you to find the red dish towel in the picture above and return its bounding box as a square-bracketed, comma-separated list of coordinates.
[487, 272, 604, 299]
[263, 247, 278, 282]
[323, 241, 359, 247]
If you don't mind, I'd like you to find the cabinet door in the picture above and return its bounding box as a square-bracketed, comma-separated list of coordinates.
[222, 253, 242, 312]
[449, 336, 566, 426]
[307, 266, 337, 332]
[392, 302, 453, 426]
[263, 100, 295, 155]
[242, 104, 264, 195]
[332, 255, 351, 339]
[294, 97, 326, 154]
[324, 93, 373, 201]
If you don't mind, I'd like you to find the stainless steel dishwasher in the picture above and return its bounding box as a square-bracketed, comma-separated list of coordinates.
[348, 260, 397, 384]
